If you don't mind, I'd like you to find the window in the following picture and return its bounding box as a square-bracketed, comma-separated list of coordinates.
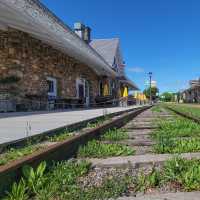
[112, 57, 118, 71]
[47, 77, 57, 97]
[47, 80, 54, 93]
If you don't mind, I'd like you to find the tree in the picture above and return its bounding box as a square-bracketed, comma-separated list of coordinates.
[160, 92, 173, 102]
[143, 87, 159, 100]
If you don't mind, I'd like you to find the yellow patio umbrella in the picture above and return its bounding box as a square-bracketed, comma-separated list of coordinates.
[136, 92, 140, 100]
[141, 94, 145, 101]
[138, 93, 142, 101]
[123, 87, 128, 97]
[103, 83, 109, 96]
[134, 91, 137, 98]
[140, 93, 143, 101]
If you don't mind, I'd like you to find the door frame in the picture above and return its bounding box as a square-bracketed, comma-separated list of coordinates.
[76, 78, 85, 99]
[76, 78, 90, 106]
[85, 80, 90, 107]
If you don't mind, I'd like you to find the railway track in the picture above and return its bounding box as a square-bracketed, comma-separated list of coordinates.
[166, 105, 200, 124]
[84, 107, 200, 199]
[0, 106, 145, 150]
[2, 105, 200, 199]
[0, 105, 150, 196]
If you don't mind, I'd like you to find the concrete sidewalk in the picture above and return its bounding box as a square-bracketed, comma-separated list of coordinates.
[0, 105, 142, 144]
[116, 192, 200, 200]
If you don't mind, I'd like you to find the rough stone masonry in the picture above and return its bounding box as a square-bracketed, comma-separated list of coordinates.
[0, 28, 101, 108]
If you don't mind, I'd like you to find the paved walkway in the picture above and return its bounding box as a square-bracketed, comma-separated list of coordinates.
[0, 105, 142, 144]
[116, 192, 200, 200]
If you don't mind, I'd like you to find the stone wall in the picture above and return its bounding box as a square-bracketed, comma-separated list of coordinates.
[0, 28, 99, 106]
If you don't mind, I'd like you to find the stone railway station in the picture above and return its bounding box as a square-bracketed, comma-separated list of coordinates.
[181, 78, 200, 103]
[0, 0, 138, 112]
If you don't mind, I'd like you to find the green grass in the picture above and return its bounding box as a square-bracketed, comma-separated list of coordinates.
[167, 104, 200, 119]
[135, 157, 200, 192]
[47, 130, 75, 142]
[154, 137, 200, 154]
[0, 130, 74, 166]
[0, 145, 42, 166]
[49, 116, 110, 142]
[0, 116, 111, 166]
[5, 160, 132, 200]
[135, 167, 161, 192]
[154, 118, 200, 138]
[152, 116, 200, 153]
[151, 105, 163, 113]
[5, 157, 200, 199]
[101, 128, 129, 141]
[86, 116, 110, 129]
[78, 140, 135, 158]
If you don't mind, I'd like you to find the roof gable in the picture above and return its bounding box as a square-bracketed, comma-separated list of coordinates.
[90, 38, 119, 66]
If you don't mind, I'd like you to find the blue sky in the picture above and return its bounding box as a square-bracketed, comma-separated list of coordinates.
[42, 0, 200, 93]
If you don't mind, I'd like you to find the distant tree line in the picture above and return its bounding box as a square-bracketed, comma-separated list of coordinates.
[143, 87, 159, 101]
[159, 92, 180, 102]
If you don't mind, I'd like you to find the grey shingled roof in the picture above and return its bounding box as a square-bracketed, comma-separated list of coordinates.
[90, 38, 119, 66]
[90, 38, 139, 90]
[0, 0, 117, 77]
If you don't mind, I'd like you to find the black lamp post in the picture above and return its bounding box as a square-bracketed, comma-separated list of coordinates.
[148, 72, 152, 104]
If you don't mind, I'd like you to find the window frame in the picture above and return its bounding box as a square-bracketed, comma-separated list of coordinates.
[47, 77, 57, 97]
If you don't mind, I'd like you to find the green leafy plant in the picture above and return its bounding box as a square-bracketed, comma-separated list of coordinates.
[134, 157, 200, 192]
[163, 157, 200, 191]
[22, 161, 46, 195]
[135, 167, 161, 192]
[34, 160, 91, 199]
[5, 179, 28, 200]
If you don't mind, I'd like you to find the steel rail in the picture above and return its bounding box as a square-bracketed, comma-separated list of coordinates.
[0, 105, 151, 194]
[0, 106, 146, 150]
[165, 106, 200, 124]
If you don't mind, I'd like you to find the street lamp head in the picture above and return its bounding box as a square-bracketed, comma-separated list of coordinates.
[148, 72, 152, 76]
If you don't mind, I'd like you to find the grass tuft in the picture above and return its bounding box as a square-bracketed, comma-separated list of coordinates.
[101, 128, 129, 141]
[78, 140, 135, 158]
[152, 116, 200, 154]
[0, 145, 42, 166]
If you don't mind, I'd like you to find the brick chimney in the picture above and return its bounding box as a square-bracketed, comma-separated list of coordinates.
[74, 22, 91, 43]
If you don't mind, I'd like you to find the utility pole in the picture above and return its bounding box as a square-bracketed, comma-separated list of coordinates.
[148, 72, 152, 104]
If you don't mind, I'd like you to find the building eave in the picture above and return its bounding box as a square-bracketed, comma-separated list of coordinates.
[119, 76, 139, 90]
[0, 0, 116, 77]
